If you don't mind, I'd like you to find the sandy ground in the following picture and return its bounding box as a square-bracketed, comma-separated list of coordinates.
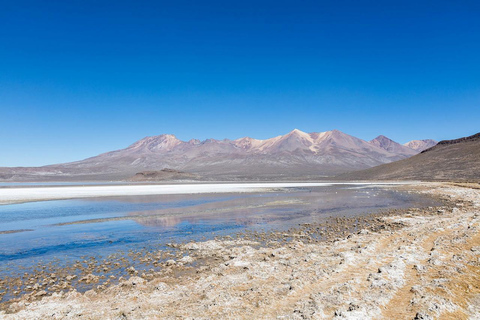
[0, 182, 407, 204]
[1, 182, 479, 319]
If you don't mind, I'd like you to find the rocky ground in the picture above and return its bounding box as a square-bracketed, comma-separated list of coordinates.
[1, 183, 479, 319]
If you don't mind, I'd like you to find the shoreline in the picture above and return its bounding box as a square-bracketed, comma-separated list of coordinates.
[1, 182, 479, 318]
[0, 182, 410, 205]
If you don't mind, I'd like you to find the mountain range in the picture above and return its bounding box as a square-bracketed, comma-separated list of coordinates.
[338, 132, 480, 181]
[0, 129, 436, 181]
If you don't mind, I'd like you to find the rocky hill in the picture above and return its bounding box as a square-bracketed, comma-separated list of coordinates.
[337, 132, 480, 181]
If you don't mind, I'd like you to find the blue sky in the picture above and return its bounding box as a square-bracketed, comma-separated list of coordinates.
[1, 0, 479, 166]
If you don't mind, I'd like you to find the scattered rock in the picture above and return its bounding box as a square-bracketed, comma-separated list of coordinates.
[165, 259, 176, 266]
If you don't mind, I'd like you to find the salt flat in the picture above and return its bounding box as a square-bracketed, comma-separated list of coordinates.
[2, 183, 479, 319]
[0, 182, 408, 204]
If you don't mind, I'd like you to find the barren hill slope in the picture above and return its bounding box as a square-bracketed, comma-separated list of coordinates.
[337, 132, 480, 181]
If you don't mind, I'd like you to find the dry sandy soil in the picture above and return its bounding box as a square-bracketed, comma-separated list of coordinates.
[1, 183, 479, 319]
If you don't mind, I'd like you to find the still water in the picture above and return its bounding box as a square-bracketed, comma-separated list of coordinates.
[0, 185, 436, 276]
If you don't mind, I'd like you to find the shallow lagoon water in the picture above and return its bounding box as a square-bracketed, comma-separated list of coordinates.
[0, 185, 436, 279]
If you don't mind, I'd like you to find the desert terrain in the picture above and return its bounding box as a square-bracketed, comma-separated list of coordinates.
[1, 182, 479, 319]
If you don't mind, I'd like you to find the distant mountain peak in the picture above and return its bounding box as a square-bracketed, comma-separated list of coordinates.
[203, 138, 219, 144]
[233, 136, 263, 150]
[128, 134, 182, 152]
[290, 128, 305, 134]
[324, 129, 350, 139]
[188, 139, 201, 145]
[135, 133, 179, 142]
[403, 139, 438, 152]
[284, 128, 310, 138]
[370, 135, 392, 143]
[370, 135, 416, 155]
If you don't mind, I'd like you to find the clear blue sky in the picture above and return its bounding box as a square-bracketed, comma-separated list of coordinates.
[1, 0, 479, 166]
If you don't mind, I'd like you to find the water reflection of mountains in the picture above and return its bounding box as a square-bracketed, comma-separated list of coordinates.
[132, 213, 184, 228]
[129, 206, 313, 229]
